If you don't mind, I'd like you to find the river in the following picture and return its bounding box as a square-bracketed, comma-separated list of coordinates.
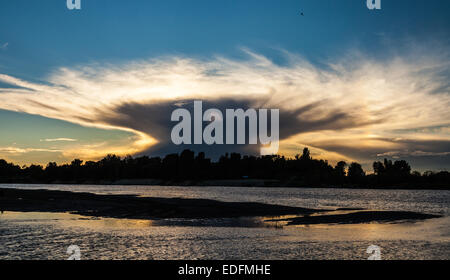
[1, 184, 449, 260]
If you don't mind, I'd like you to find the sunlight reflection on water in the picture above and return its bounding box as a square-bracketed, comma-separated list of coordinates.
[0, 184, 449, 260]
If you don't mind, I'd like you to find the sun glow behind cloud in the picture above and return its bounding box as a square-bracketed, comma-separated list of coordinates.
[0, 49, 449, 168]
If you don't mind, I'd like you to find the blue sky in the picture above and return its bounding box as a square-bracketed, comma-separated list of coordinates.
[0, 0, 449, 171]
[1, 0, 449, 78]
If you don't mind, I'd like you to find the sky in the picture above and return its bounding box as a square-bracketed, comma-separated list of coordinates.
[0, 0, 449, 172]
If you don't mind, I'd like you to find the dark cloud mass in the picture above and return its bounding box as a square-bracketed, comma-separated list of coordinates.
[307, 138, 450, 171]
[100, 98, 380, 160]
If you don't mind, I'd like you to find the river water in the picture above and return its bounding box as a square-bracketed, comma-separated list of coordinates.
[0, 184, 449, 260]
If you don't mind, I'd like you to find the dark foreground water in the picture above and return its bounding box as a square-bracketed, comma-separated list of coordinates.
[1, 184, 449, 260]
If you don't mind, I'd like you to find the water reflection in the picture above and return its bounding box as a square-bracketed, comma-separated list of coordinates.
[2, 184, 449, 215]
[1, 210, 449, 260]
[0, 211, 154, 229]
[1, 184, 449, 260]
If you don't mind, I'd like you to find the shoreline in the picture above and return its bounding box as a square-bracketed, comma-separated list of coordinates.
[0, 188, 320, 220]
[268, 211, 442, 225]
[1, 179, 449, 191]
[0, 188, 443, 225]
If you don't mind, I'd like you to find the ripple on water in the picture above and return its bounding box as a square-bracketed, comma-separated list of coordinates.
[0, 211, 449, 260]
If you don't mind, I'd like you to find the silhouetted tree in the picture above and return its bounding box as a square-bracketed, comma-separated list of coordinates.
[334, 161, 347, 184]
[0, 148, 448, 188]
[299, 147, 312, 161]
[372, 158, 413, 184]
[348, 162, 365, 184]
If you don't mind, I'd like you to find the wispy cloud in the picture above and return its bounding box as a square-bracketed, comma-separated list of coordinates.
[40, 138, 78, 142]
[377, 151, 450, 158]
[0, 42, 8, 50]
[0, 146, 61, 154]
[0, 48, 449, 167]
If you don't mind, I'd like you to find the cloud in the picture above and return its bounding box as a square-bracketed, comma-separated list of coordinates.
[377, 151, 450, 158]
[0, 49, 449, 168]
[0, 146, 61, 154]
[40, 138, 78, 142]
[0, 42, 8, 50]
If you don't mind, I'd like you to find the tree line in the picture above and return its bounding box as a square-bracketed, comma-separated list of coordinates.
[0, 148, 449, 188]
